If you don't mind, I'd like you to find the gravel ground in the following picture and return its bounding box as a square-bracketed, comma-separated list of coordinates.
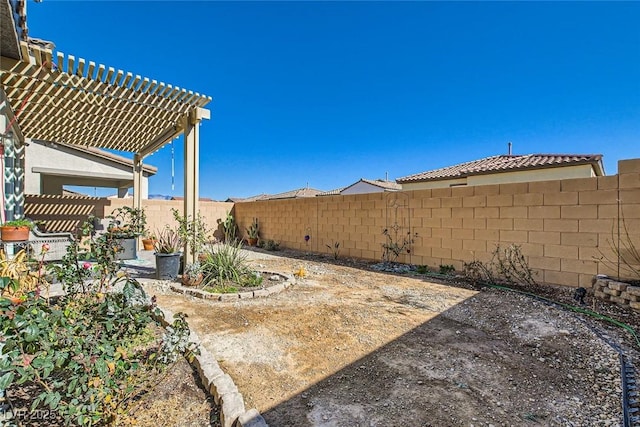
[143, 248, 636, 426]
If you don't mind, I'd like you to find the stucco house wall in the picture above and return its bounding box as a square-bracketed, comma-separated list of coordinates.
[25, 140, 151, 198]
[341, 181, 395, 195]
[400, 164, 597, 191]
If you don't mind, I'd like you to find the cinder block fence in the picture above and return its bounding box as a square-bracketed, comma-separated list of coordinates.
[234, 158, 640, 289]
[24, 158, 640, 289]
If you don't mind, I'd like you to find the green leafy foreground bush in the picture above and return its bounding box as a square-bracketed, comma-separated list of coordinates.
[0, 219, 198, 425]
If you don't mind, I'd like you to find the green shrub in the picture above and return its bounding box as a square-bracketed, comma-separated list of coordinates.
[264, 239, 280, 251]
[201, 242, 250, 286]
[0, 219, 197, 425]
[439, 264, 455, 275]
[200, 242, 266, 290]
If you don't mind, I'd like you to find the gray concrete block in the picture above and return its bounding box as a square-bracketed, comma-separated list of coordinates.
[221, 392, 246, 427]
[236, 408, 269, 427]
[238, 291, 254, 299]
[266, 283, 285, 294]
[219, 293, 240, 301]
[211, 374, 238, 405]
[199, 359, 225, 386]
[253, 289, 269, 298]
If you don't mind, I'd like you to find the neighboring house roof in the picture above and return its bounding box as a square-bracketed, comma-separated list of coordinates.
[268, 187, 323, 200]
[227, 194, 270, 203]
[352, 178, 401, 191]
[170, 196, 215, 202]
[318, 178, 401, 196]
[231, 188, 322, 202]
[317, 187, 345, 197]
[62, 188, 87, 197]
[396, 154, 605, 183]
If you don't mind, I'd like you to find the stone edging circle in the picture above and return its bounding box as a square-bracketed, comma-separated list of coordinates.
[153, 307, 269, 427]
[169, 271, 294, 301]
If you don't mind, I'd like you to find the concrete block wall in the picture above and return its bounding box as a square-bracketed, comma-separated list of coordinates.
[234, 158, 640, 288]
[109, 199, 234, 240]
[25, 196, 234, 241]
[593, 277, 640, 311]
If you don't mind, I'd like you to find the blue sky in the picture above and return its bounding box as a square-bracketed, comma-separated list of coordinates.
[28, 1, 640, 200]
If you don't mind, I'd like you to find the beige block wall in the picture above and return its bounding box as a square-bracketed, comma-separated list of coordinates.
[24, 159, 640, 288]
[235, 159, 640, 288]
[25, 196, 233, 241]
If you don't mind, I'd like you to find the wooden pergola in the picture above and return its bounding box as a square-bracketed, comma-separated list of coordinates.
[0, 42, 211, 262]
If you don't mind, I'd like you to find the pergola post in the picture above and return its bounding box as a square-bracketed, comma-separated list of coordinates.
[133, 153, 143, 209]
[183, 110, 200, 265]
[133, 153, 143, 248]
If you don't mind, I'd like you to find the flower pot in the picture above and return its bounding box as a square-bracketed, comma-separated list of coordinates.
[181, 272, 204, 287]
[115, 238, 137, 260]
[247, 237, 258, 247]
[155, 252, 182, 280]
[142, 238, 156, 251]
[0, 225, 30, 242]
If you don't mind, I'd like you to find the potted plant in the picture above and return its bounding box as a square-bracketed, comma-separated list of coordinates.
[141, 230, 157, 251]
[153, 226, 183, 280]
[181, 261, 204, 287]
[0, 218, 34, 242]
[172, 208, 211, 260]
[246, 218, 259, 246]
[106, 207, 147, 260]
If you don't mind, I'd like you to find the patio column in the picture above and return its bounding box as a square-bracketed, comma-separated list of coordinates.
[133, 153, 143, 211]
[183, 107, 210, 263]
[183, 109, 202, 265]
[133, 153, 143, 250]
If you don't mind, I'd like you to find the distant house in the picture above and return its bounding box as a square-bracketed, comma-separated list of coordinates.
[396, 154, 605, 191]
[269, 187, 323, 200]
[26, 140, 157, 198]
[317, 178, 401, 196]
[171, 196, 215, 202]
[226, 194, 270, 203]
[231, 187, 323, 202]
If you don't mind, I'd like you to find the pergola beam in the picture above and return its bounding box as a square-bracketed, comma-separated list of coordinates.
[1, 42, 211, 152]
[2, 42, 212, 262]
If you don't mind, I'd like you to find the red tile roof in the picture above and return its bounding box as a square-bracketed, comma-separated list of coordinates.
[396, 154, 604, 183]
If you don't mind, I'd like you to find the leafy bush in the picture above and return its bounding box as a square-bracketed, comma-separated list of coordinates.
[439, 264, 455, 275]
[172, 208, 211, 258]
[106, 206, 147, 239]
[416, 265, 430, 274]
[0, 219, 197, 425]
[264, 239, 280, 251]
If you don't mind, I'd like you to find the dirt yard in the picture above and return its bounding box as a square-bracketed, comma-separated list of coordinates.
[145, 249, 627, 426]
